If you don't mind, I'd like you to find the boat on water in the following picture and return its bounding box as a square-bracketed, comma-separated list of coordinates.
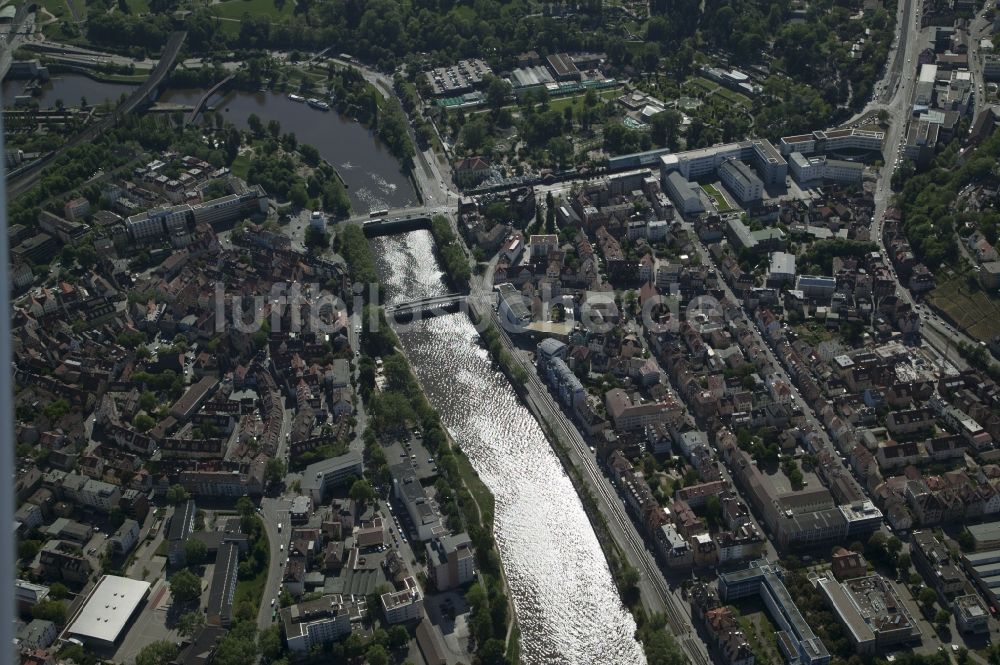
[287, 93, 305, 102]
[307, 98, 331, 111]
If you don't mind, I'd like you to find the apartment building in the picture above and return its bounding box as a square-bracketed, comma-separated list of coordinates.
[788, 153, 864, 184]
[381, 576, 424, 624]
[718, 559, 830, 665]
[425, 533, 476, 591]
[719, 158, 764, 203]
[282, 594, 352, 652]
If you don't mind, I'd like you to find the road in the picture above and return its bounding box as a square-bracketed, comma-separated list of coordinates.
[863, 0, 1000, 372]
[256, 497, 291, 629]
[0, 6, 37, 82]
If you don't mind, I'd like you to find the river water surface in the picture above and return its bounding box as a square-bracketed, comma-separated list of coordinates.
[161, 88, 415, 213]
[372, 230, 644, 665]
[2, 73, 135, 108]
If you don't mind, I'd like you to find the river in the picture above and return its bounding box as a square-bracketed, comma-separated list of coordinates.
[371, 230, 645, 665]
[160, 88, 415, 213]
[2, 73, 135, 108]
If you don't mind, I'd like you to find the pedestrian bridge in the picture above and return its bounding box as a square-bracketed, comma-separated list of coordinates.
[386, 294, 467, 321]
[361, 215, 432, 237]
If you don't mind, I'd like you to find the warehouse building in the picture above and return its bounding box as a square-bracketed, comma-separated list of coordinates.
[66, 575, 151, 646]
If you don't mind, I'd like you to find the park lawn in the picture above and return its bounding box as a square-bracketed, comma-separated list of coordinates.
[230, 154, 251, 180]
[702, 183, 733, 212]
[454, 448, 495, 527]
[66, 0, 85, 18]
[235, 566, 267, 617]
[124, 0, 149, 12]
[927, 270, 1000, 342]
[794, 320, 835, 346]
[714, 86, 752, 106]
[547, 87, 621, 116]
[685, 77, 718, 95]
[36, 0, 67, 18]
[210, 0, 296, 21]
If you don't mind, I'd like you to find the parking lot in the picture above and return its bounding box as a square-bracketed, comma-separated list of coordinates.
[385, 433, 438, 482]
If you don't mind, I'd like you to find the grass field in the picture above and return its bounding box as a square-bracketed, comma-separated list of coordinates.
[683, 76, 752, 106]
[702, 183, 733, 212]
[927, 270, 1000, 342]
[230, 154, 251, 179]
[454, 448, 495, 527]
[210, 0, 296, 21]
[794, 320, 835, 346]
[36, 0, 67, 19]
[544, 87, 621, 116]
[124, 0, 149, 13]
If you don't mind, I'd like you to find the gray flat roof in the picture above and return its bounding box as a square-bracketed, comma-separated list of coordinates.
[67, 575, 150, 644]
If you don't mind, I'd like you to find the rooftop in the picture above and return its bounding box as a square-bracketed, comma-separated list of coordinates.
[67, 575, 151, 644]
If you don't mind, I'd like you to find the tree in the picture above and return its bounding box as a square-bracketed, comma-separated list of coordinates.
[289, 183, 308, 208]
[169, 568, 202, 604]
[135, 640, 179, 665]
[247, 113, 263, 137]
[484, 75, 511, 111]
[32, 599, 67, 624]
[919, 587, 938, 608]
[365, 644, 389, 665]
[177, 610, 204, 637]
[258, 625, 283, 660]
[133, 412, 155, 432]
[478, 639, 507, 665]
[388, 625, 409, 649]
[184, 538, 208, 566]
[958, 529, 975, 551]
[19, 539, 41, 561]
[896, 552, 911, 572]
[214, 622, 258, 665]
[705, 495, 723, 528]
[350, 478, 376, 505]
[236, 496, 255, 520]
[49, 582, 69, 600]
[304, 225, 329, 252]
[265, 457, 287, 485]
[166, 484, 190, 505]
[935, 608, 951, 628]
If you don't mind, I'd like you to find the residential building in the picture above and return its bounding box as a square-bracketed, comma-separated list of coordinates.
[718, 559, 830, 665]
[282, 594, 352, 652]
[953, 594, 989, 634]
[425, 533, 476, 591]
[664, 171, 705, 214]
[391, 462, 443, 542]
[110, 519, 141, 555]
[168, 499, 197, 567]
[39, 540, 91, 584]
[17, 619, 57, 650]
[719, 158, 764, 203]
[912, 530, 965, 597]
[815, 574, 919, 654]
[207, 542, 240, 627]
[381, 576, 423, 624]
[301, 451, 364, 504]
